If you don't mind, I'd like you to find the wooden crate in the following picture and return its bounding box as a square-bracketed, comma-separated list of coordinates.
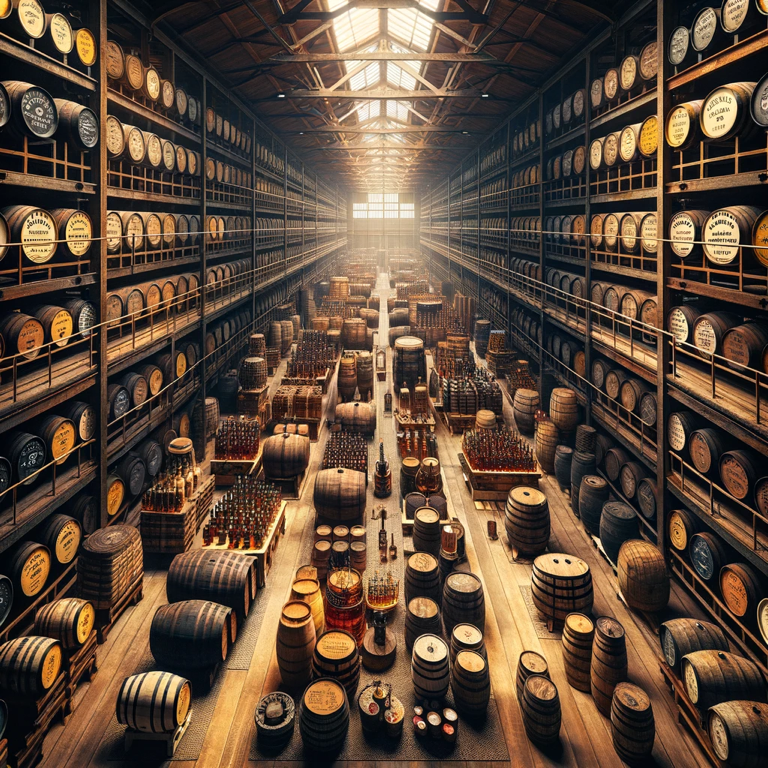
[201, 501, 287, 587]
[458, 452, 541, 501]
[237, 385, 268, 417]
[211, 451, 262, 487]
[441, 411, 475, 435]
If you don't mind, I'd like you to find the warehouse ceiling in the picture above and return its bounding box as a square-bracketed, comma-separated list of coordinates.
[148, 0, 618, 190]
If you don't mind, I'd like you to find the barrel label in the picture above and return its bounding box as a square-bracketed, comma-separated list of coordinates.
[145, 215, 162, 247]
[710, 714, 730, 761]
[162, 141, 175, 172]
[754, 80, 768, 127]
[701, 88, 739, 139]
[604, 69, 618, 100]
[18, 0, 44, 37]
[76, 404, 96, 439]
[75, 29, 97, 66]
[639, 214, 657, 254]
[692, 8, 718, 51]
[668, 310, 690, 345]
[55, 519, 81, 562]
[590, 78, 603, 108]
[639, 116, 658, 156]
[78, 603, 95, 642]
[107, 478, 124, 514]
[162, 80, 175, 109]
[619, 57, 636, 90]
[48, 310, 73, 345]
[0, 85, 8, 128]
[668, 512, 688, 550]
[721, 456, 749, 499]
[188, 97, 198, 123]
[105, 41, 124, 79]
[690, 537, 714, 580]
[669, 27, 689, 65]
[684, 663, 699, 702]
[105, 116, 124, 156]
[65, 211, 92, 256]
[640, 42, 657, 80]
[689, 433, 712, 473]
[77, 109, 99, 149]
[125, 215, 143, 250]
[304, 681, 344, 715]
[619, 126, 637, 162]
[317, 633, 354, 660]
[754, 212, 768, 265]
[721, 570, 749, 616]
[670, 212, 697, 258]
[146, 134, 162, 166]
[603, 133, 618, 166]
[125, 55, 143, 90]
[722, 329, 750, 365]
[145, 68, 160, 100]
[661, 629, 677, 666]
[722, 0, 750, 32]
[113, 388, 130, 417]
[175, 88, 187, 116]
[175, 145, 187, 173]
[20, 209, 57, 263]
[20, 88, 56, 138]
[176, 353, 187, 377]
[49, 420, 75, 462]
[573, 145, 586, 174]
[162, 216, 175, 245]
[176, 682, 191, 722]
[666, 106, 691, 148]
[703, 209, 741, 264]
[620, 216, 638, 252]
[573, 89, 584, 116]
[215, 114, 223, 135]
[49, 14, 73, 53]
[20, 548, 49, 595]
[42, 644, 61, 689]
[127, 128, 145, 162]
[603, 214, 619, 249]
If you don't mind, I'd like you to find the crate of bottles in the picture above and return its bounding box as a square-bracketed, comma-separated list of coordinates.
[211, 416, 262, 486]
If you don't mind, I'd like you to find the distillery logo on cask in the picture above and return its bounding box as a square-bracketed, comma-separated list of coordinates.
[61, 210, 92, 256]
[639, 41, 657, 80]
[603, 132, 619, 166]
[125, 125, 145, 163]
[20, 208, 57, 263]
[144, 67, 161, 101]
[603, 68, 619, 100]
[20, 545, 51, 596]
[701, 83, 756, 140]
[105, 211, 123, 252]
[668, 26, 690, 66]
[48, 13, 74, 54]
[124, 54, 143, 90]
[75, 108, 99, 149]
[721, 0, 752, 32]
[639, 116, 658, 156]
[691, 7, 719, 51]
[666, 308, 695, 345]
[20, 86, 57, 138]
[703, 209, 741, 264]
[105, 115, 125, 157]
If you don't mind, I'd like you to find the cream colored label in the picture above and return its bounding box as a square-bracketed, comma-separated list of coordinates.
[21, 209, 56, 262]
[125, 215, 143, 250]
[589, 139, 602, 169]
[603, 133, 618, 165]
[175, 88, 188, 116]
[684, 663, 699, 702]
[640, 214, 657, 253]
[693, 8, 718, 50]
[603, 214, 619, 249]
[145, 214, 162, 247]
[667, 308, 690, 344]
[619, 126, 637, 162]
[590, 78, 603, 107]
[127, 128, 144, 162]
[604, 69, 618, 99]
[669, 27, 689, 65]
[620, 56, 636, 90]
[162, 140, 175, 172]
[702, 88, 739, 139]
[703, 209, 741, 264]
[722, 0, 750, 31]
[77, 405, 96, 439]
[670, 212, 697, 257]
[65, 211, 91, 256]
[145, 68, 160, 100]
[162, 80, 175, 109]
[666, 106, 691, 147]
[573, 90, 584, 116]
[75, 28, 96, 66]
[125, 55, 143, 90]
[668, 413, 687, 451]
[18, 0, 44, 37]
[105, 116, 124, 156]
[710, 714, 729, 760]
[106, 212, 122, 251]
[693, 319, 717, 354]
[162, 215, 175, 245]
[640, 42, 657, 80]
[105, 41, 124, 79]
[55, 519, 80, 561]
[620, 215, 638, 252]
[49, 14, 73, 53]
[49, 310, 73, 345]
[146, 134, 162, 166]
[21, 549, 50, 596]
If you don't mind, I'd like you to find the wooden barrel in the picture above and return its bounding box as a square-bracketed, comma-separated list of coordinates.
[690, 532, 728, 583]
[2, 82, 57, 139]
[720, 562, 762, 619]
[703, 207, 762, 267]
[570, 451, 596, 516]
[707, 700, 768, 767]
[312, 629, 361, 698]
[276, 600, 316, 688]
[659, 618, 729, 674]
[668, 508, 699, 552]
[413, 507, 441, 556]
[531, 553, 593, 627]
[335, 402, 376, 434]
[549, 388, 578, 433]
[116, 452, 146, 499]
[619, 461, 646, 500]
[504, 486, 550, 557]
[167, 549, 255, 618]
[0, 636, 62, 696]
[291, 578, 324, 637]
[611, 682, 655, 766]
[636, 477, 658, 520]
[405, 597, 441, 652]
[513, 389, 539, 435]
[451, 650, 490, 715]
[591, 616, 628, 716]
[0, 313, 45, 360]
[554, 446, 573, 491]
[683, 650, 765, 712]
[617, 540, 669, 612]
[450, 623, 485, 664]
[262, 434, 310, 479]
[521, 675, 561, 747]
[443, 572, 485, 636]
[37, 414, 76, 466]
[701, 83, 758, 142]
[299, 678, 349, 753]
[33, 597, 94, 649]
[535, 420, 559, 474]
[38, 513, 81, 568]
[604, 369, 628, 400]
[600, 502, 637, 563]
[411, 633, 450, 700]
[116, 671, 191, 733]
[136, 440, 163, 478]
[405, 552, 441, 604]
[7, 541, 51, 599]
[119, 372, 148, 409]
[313, 468, 366, 520]
[722, 323, 768, 370]
[150, 599, 234, 669]
[720, 449, 760, 501]
[689, 428, 728, 476]
[562, 613, 594, 692]
[578, 475, 609, 535]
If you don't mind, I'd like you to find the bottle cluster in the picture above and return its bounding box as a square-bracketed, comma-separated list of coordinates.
[142, 457, 202, 512]
[414, 307, 464, 332]
[203, 476, 282, 549]
[397, 428, 437, 461]
[215, 416, 260, 460]
[287, 330, 335, 379]
[508, 365, 538, 393]
[322, 432, 368, 475]
[443, 368, 503, 415]
[462, 428, 536, 472]
[365, 570, 400, 610]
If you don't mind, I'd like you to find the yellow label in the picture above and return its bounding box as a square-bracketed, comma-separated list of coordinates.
[0, 0, 11, 18]
[49, 310, 73, 346]
[20, 548, 50, 596]
[107, 477, 125, 514]
[41, 643, 61, 688]
[305, 680, 344, 716]
[176, 682, 191, 722]
[77, 602, 95, 642]
[176, 353, 187, 377]
[149, 369, 163, 393]
[668, 512, 688, 550]
[64, 211, 92, 256]
[639, 116, 658, 156]
[75, 28, 97, 66]
[666, 106, 691, 147]
[49, 13, 73, 54]
[55, 519, 81, 561]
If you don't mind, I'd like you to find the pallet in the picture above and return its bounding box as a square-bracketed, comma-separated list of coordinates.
[211, 451, 262, 487]
[64, 630, 99, 696]
[95, 576, 144, 644]
[659, 663, 723, 768]
[124, 709, 192, 758]
[202, 500, 287, 587]
[458, 452, 541, 501]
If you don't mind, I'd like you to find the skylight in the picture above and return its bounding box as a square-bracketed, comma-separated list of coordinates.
[352, 101, 380, 122]
[387, 101, 411, 122]
[386, 63, 417, 90]
[349, 62, 380, 90]
[388, 0, 439, 52]
[328, 0, 379, 51]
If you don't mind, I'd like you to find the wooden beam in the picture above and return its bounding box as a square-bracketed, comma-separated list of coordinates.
[255, 51, 518, 64]
[257, 88, 486, 99]
[298, 143, 475, 150]
[282, 126, 474, 132]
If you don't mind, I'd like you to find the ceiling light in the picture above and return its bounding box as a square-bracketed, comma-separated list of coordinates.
[277, 93, 286, 99]
[481, 93, 489, 98]
[462, 131, 469, 135]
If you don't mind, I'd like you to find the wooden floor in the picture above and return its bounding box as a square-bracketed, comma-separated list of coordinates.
[40, 273, 710, 768]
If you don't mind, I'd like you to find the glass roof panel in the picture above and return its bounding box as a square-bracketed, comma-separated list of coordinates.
[386, 62, 417, 90]
[388, 0, 439, 52]
[328, 0, 379, 52]
[349, 62, 380, 90]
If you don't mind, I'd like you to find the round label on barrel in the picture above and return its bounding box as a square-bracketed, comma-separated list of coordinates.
[668, 511, 690, 550]
[112, 388, 130, 417]
[709, 713, 730, 760]
[683, 662, 699, 702]
[107, 477, 125, 515]
[48, 309, 73, 345]
[721, 569, 749, 616]
[317, 631, 355, 660]
[146, 133, 162, 166]
[409, 552, 437, 573]
[620, 215, 638, 252]
[661, 627, 677, 668]
[573, 90, 584, 116]
[689, 432, 713, 473]
[76, 109, 99, 149]
[147, 368, 163, 394]
[75, 404, 96, 440]
[175, 145, 187, 173]
[162, 216, 175, 245]
[640, 213, 657, 253]
[693, 318, 718, 355]
[176, 352, 187, 377]
[692, 7, 718, 51]
[639, 116, 658, 156]
[188, 97, 198, 123]
[54, 519, 81, 562]
[722, 328, 751, 366]
[42, 644, 62, 689]
[701, 88, 740, 139]
[669, 212, 697, 258]
[603, 133, 618, 166]
[0, 86, 9, 129]
[77, 602, 95, 642]
[721, 0, 750, 32]
[145, 215, 162, 247]
[162, 140, 175, 172]
[20, 87, 57, 139]
[666, 105, 692, 147]
[590, 78, 603, 108]
[720, 455, 749, 499]
[640, 42, 657, 80]
[304, 679, 345, 716]
[75, 29, 97, 66]
[667, 413, 688, 451]
[176, 681, 191, 722]
[64, 211, 92, 256]
[604, 69, 618, 100]
[619, 56, 636, 91]
[752, 211, 768, 266]
[175, 88, 187, 116]
[124, 54, 143, 90]
[105, 116, 124, 156]
[20, 208, 57, 263]
[17, 0, 45, 37]
[20, 547, 50, 596]
[690, 537, 715, 580]
[49, 419, 75, 461]
[573, 145, 586, 174]
[669, 26, 689, 66]
[603, 214, 619, 249]
[619, 126, 637, 162]
[126, 127, 145, 162]
[124, 215, 143, 251]
[49, 14, 74, 53]
[105, 41, 124, 79]
[161, 80, 175, 109]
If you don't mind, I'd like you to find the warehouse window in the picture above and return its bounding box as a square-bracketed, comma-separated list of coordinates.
[353, 194, 415, 218]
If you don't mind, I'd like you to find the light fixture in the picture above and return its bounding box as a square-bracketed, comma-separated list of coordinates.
[277, 93, 286, 99]
[481, 93, 489, 98]
[462, 131, 469, 135]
